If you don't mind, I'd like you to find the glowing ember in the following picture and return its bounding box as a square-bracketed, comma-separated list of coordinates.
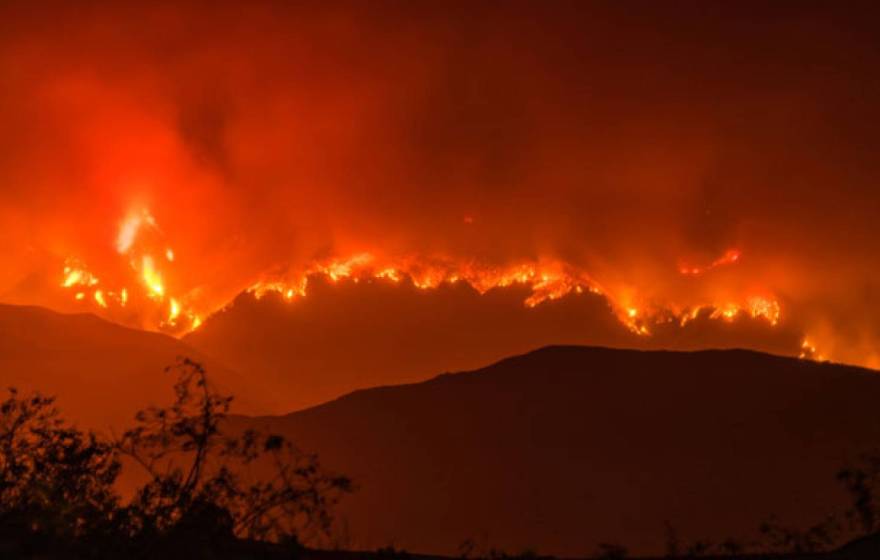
[680, 249, 742, 276]
[62, 259, 100, 289]
[94, 290, 107, 308]
[799, 338, 827, 362]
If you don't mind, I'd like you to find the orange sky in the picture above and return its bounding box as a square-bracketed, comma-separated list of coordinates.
[1, 0, 878, 368]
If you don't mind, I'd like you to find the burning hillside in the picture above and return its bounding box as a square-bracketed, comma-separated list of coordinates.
[0, 1, 878, 368]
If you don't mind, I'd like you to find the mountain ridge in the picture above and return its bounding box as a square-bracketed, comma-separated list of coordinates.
[250, 345, 876, 421]
[0, 302, 263, 429]
[238, 345, 880, 556]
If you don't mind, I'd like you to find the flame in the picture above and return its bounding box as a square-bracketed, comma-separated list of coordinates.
[376, 268, 401, 282]
[748, 297, 781, 326]
[168, 298, 181, 325]
[249, 252, 780, 339]
[61, 259, 132, 312]
[94, 290, 107, 308]
[62, 259, 99, 289]
[116, 209, 157, 254]
[60, 208, 203, 333]
[59, 209, 786, 344]
[680, 248, 742, 276]
[141, 256, 164, 298]
[799, 337, 827, 362]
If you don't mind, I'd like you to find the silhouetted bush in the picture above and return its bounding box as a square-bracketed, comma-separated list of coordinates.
[0, 389, 122, 556]
[838, 450, 880, 535]
[758, 514, 840, 554]
[375, 544, 411, 560]
[0, 357, 351, 558]
[592, 542, 627, 559]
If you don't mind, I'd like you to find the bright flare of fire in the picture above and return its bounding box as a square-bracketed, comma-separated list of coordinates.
[168, 298, 181, 325]
[62, 259, 99, 289]
[116, 209, 158, 254]
[94, 290, 107, 308]
[61, 208, 200, 331]
[141, 256, 164, 298]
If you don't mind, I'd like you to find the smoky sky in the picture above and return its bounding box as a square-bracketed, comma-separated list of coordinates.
[0, 1, 878, 366]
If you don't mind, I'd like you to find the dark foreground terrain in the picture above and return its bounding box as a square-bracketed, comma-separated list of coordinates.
[4, 537, 879, 560]
[241, 346, 880, 556]
[4, 304, 880, 557]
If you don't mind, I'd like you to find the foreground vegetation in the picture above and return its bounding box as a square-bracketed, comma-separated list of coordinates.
[0, 358, 351, 558]
[3, 358, 880, 558]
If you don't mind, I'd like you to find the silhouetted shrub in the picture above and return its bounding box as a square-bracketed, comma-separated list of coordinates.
[758, 514, 840, 554]
[592, 542, 627, 559]
[0, 357, 351, 557]
[0, 389, 122, 555]
[375, 544, 411, 560]
[838, 450, 880, 535]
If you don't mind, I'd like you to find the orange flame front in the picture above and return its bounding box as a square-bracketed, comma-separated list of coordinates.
[58, 209, 797, 359]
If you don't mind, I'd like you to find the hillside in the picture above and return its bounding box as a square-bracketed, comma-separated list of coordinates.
[186, 278, 802, 413]
[0, 303, 260, 429]
[242, 346, 880, 557]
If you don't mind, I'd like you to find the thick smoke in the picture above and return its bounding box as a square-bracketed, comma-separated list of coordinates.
[0, 1, 878, 367]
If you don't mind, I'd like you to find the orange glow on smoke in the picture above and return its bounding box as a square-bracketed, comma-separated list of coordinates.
[1, 0, 878, 392]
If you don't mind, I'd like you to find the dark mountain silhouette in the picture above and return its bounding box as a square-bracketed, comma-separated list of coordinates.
[238, 346, 880, 557]
[185, 277, 804, 413]
[0, 303, 263, 429]
[5, 303, 878, 557]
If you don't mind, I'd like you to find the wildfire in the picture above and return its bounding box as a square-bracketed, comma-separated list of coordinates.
[675, 296, 781, 328]
[249, 253, 780, 338]
[60, 260, 129, 311]
[60, 208, 200, 332]
[168, 298, 181, 325]
[141, 256, 165, 298]
[252, 254, 604, 309]
[799, 338, 827, 362]
[60, 209, 785, 343]
[62, 259, 99, 289]
[747, 297, 781, 325]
